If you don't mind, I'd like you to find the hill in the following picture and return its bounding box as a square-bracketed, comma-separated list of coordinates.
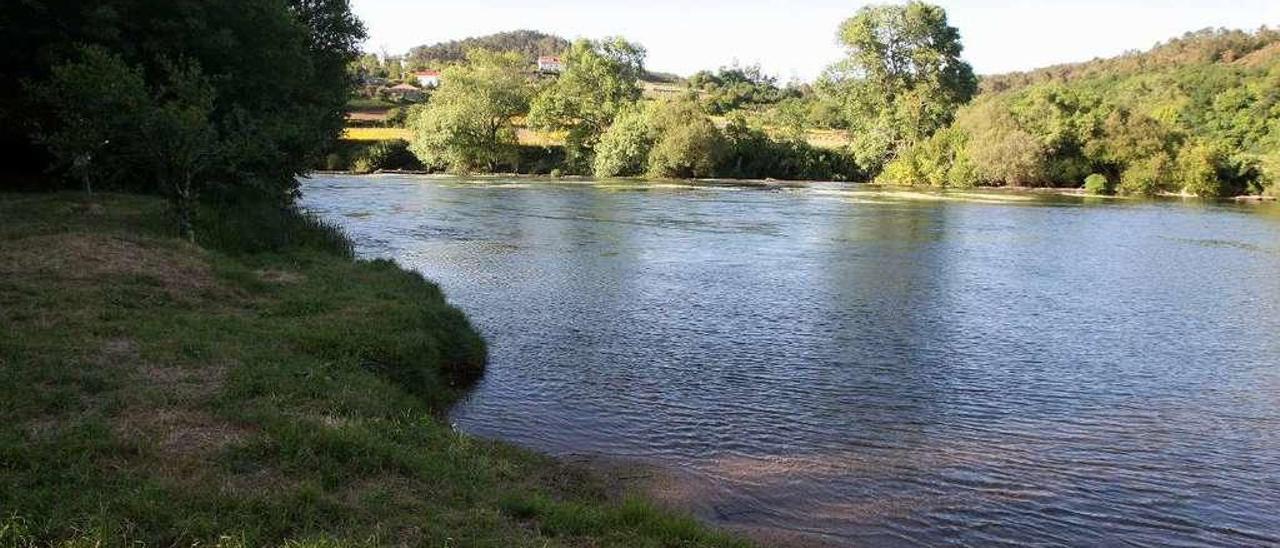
[407, 30, 569, 66]
[980, 27, 1280, 93]
[882, 27, 1280, 197]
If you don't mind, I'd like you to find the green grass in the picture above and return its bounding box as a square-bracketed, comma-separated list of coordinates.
[0, 192, 747, 547]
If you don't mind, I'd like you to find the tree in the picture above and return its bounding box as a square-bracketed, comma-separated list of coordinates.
[528, 37, 646, 171]
[1176, 141, 1226, 197]
[645, 101, 724, 179]
[820, 1, 977, 172]
[593, 104, 657, 178]
[7, 0, 364, 203]
[407, 50, 531, 173]
[27, 47, 149, 194]
[959, 100, 1048, 186]
[138, 60, 221, 242]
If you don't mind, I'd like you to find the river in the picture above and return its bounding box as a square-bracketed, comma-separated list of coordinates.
[300, 174, 1280, 546]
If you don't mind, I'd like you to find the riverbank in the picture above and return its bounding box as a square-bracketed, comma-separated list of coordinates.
[312, 171, 1279, 201]
[0, 192, 745, 546]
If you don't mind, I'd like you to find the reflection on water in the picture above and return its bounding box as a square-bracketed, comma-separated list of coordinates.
[300, 174, 1280, 546]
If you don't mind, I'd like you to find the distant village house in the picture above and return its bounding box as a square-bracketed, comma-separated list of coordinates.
[413, 70, 441, 88]
[537, 56, 564, 74]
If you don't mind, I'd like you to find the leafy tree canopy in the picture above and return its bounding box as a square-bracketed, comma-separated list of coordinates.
[820, 1, 977, 172]
[528, 37, 646, 171]
[407, 50, 532, 173]
[407, 30, 569, 68]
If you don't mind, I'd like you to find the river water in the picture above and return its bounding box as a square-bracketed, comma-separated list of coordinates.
[300, 174, 1280, 547]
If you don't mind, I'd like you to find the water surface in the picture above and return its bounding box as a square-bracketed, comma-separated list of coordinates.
[301, 174, 1280, 546]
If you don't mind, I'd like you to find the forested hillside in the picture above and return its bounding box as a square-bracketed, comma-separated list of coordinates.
[881, 28, 1280, 196]
[407, 30, 568, 67]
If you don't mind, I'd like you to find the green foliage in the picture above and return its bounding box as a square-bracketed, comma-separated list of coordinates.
[196, 202, 355, 259]
[349, 140, 420, 174]
[407, 30, 569, 67]
[887, 28, 1280, 195]
[821, 1, 977, 172]
[407, 50, 531, 173]
[590, 100, 725, 180]
[719, 115, 860, 181]
[26, 46, 149, 193]
[9, 0, 365, 204]
[1176, 141, 1227, 197]
[593, 105, 658, 177]
[1119, 154, 1174, 196]
[879, 126, 976, 187]
[1084, 173, 1114, 195]
[687, 64, 798, 114]
[528, 37, 646, 171]
[646, 110, 725, 179]
[958, 100, 1048, 186]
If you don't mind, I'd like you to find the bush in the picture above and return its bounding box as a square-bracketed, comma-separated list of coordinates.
[1177, 142, 1226, 197]
[647, 116, 724, 179]
[1119, 154, 1174, 196]
[593, 105, 656, 177]
[1084, 173, 1113, 195]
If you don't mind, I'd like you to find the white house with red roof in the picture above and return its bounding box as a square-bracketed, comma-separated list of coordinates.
[413, 70, 441, 88]
[537, 56, 564, 74]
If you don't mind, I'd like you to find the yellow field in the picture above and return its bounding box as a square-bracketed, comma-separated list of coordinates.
[342, 127, 412, 141]
[343, 126, 564, 146]
[343, 122, 845, 149]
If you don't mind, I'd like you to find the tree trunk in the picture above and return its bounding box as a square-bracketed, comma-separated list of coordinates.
[176, 173, 195, 243]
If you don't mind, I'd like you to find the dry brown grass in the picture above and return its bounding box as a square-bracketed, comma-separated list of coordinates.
[0, 233, 214, 295]
[254, 268, 305, 284]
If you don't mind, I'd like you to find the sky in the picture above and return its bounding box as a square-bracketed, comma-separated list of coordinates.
[353, 0, 1280, 80]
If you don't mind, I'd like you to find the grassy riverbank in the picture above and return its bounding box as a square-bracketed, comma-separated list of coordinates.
[0, 192, 744, 547]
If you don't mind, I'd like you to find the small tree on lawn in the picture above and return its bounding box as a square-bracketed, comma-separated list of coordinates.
[138, 60, 220, 242]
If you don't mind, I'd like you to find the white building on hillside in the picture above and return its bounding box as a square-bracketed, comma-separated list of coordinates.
[413, 70, 441, 88]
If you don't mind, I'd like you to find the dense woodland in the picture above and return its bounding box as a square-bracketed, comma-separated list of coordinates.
[0, 0, 365, 239]
[881, 28, 1280, 196]
[347, 9, 1280, 197]
[4, 2, 1279, 199]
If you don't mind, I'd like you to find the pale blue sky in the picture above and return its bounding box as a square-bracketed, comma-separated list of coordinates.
[354, 1, 1280, 80]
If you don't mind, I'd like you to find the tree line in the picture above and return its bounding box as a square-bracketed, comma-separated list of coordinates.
[395, 3, 1279, 197]
[1, 0, 365, 239]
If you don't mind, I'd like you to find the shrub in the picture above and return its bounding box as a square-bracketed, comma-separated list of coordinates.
[593, 105, 656, 178]
[1084, 173, 1113, 195]
[1177, 142, 1227, 197]
[647, 117, 724, 179]
[1263, 152, 1280, 196]
[1119, 154, 1174, 196]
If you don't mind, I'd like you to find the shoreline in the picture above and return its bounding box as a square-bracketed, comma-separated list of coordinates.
[309, 170, 1279, 202]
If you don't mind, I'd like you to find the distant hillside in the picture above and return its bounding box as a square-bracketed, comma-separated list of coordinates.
[883, 27, 1280, 197]
[981, 27, 1280, 93]
[407, 30, 569, 67]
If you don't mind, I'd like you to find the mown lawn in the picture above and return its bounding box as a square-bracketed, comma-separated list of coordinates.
[0, 192, 746, 547]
